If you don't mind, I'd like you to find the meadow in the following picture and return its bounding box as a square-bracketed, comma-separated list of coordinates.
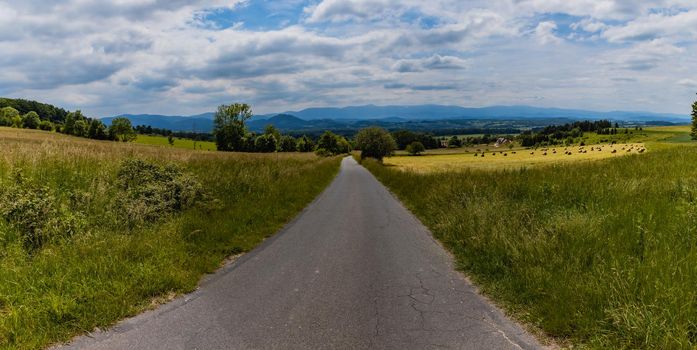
[387, 143, 646, 172]
[361, 133, 697, 349]
[387, 126, 690, 172]
[0, 127, 340, 349]
[134, 134, 217, 151]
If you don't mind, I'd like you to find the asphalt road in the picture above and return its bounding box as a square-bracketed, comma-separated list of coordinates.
[58, 157, 542, 350]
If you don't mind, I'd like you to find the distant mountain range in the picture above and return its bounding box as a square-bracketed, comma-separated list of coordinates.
[102, 105, 689, 133]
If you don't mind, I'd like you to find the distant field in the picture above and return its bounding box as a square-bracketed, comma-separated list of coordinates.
[135, 134, 217, 151]
[388, 126, 693, 172]
[0, 127, 340, 349]
[386, 143, 646, 172]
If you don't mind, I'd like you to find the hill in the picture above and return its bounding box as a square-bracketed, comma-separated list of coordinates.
[0, 97, 70, 122]
[101, 114, 214, 132]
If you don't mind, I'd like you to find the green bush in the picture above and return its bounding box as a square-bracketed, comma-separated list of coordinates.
[0, 171, 85, 251]
[116, 159, 203, 226]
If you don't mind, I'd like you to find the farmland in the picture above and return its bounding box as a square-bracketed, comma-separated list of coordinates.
[361, 126, 697, 349]
[387, 143, 646, 172]
[0, 127, 341, 349]
[386, 126, 691, 172]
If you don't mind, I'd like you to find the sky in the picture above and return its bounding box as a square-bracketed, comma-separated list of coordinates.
[0, 0, 696, 117]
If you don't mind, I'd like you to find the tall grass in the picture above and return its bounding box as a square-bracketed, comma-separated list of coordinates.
[362, 147, 697, 349]
[0, 128, 341, 349]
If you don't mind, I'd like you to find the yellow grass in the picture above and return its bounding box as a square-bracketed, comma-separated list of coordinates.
[385, 143, 647, 172]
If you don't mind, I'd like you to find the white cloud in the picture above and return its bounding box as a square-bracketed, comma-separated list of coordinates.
[535, 21, 562, 44]
[0, 0, 696, 116]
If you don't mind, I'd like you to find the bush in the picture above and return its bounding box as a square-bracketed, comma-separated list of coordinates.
[406, 141, 425, 156]
[116, 159, 203, 226]
[38, 120, 53, 131]
[0, 171, 85, 251]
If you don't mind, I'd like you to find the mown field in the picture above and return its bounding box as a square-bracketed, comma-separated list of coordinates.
[361, 139, 697, 348]
[387, 143, 646, 172]
[135, 134, 217, 151]
[387, 126, 690, 172]
[0, 127, 341, 349]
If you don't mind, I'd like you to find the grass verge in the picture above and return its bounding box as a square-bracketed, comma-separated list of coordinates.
[360, 147, 697, 349]
[0, 128, 341, 349]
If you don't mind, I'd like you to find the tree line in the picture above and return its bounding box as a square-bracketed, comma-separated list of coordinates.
[213, 103, 351, 155]
[0, 105, 137, 142]
[518, 119, 624, 147]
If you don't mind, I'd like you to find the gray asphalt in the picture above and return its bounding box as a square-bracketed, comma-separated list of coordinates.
[57, 157, 543, 350]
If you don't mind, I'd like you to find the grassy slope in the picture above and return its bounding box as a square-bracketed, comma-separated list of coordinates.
[135, 134, 217, 151]
[0, 128, 341, 349]
[361, 147, 697, 349]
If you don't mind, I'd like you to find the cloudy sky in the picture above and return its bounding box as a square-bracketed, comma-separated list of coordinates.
[1, 0, 696, 117]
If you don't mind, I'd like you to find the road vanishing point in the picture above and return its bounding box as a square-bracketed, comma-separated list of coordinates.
[58, 157, 543, 350]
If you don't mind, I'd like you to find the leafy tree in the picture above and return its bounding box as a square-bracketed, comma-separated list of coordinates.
[108, 117, 136, 142]
[691, 95, 697, 140]
[63, 112, 76, 135]
[264, 125, 281, 143]
[316, 131, 342, 155]
[448, 135, 462, 148]
[354, 127, 397, 161]
[254, 134, 277, 153]
[296, 135, 315, 152]
[214, 103, 252, 152]
[87, 119, 108, 140]
[73, 119, 88, 137]
[406, 141, 425, 156]
[279, 135, 297, 152]
[0, 107, 19, 127]
[168, 134, 175, 146]
[21, 111, 40, 129]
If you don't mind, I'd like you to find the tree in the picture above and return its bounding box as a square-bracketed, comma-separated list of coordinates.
[168, 134, 175, 146]
[264, 125, 281, 143]
[73, 119, 88, 137]
[448, 135, 461, 148]
[214, 103, 252, 152]
[279, 135, 297, 152]
[355, 127, 397, 161]
[0, 107, 19, 127]
[87, 119, 108, 140]
[21, 111, 40, 129]
[296, 135, 315, 152]
[109, 117, 136, 142]
[254, 134, 277, 152]
[406, 141, 425, 156]
[316, 131, 341, 155]
[691, 95, 697, 140]
[63, 112, 76, 135]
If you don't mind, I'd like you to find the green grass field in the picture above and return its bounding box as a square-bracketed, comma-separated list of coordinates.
[134, 134, 217, 151]
[0, 127, 340, 349]
[361, 129, 697, 349]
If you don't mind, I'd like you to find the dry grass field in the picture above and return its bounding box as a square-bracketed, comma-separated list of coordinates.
[385, 143, 647, 172]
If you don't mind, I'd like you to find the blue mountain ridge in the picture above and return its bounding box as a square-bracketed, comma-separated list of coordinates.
[101, 105, 689, 132]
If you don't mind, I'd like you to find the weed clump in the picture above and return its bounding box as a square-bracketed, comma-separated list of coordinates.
[116, 159, 203, 226]
[0, 170, 85, 252]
